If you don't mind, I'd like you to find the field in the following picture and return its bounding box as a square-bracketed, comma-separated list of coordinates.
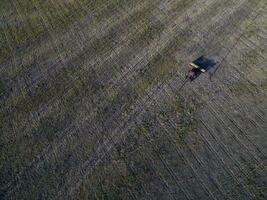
[0, 0, 266, 199]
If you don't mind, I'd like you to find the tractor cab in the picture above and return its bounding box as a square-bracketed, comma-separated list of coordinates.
[186, 55, 216, 81]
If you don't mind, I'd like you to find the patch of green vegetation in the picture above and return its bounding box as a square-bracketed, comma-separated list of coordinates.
[134, 54, 176, 94]
[244, 24, 261, 39]
[76, 92, 199, 199]
[242, 7, 267, 39]
[111, 4, 164, 51]
[230, 73, 267, 95]
[0, 0, 9, 13]
[78, 161, 134, 199]
[0, 80, 4, 96]
[0, 0, 166, 121]
[0, 108, 74, 186]
[242, 48, 265, 66]
[95, 174, 135, 200]
[230, 80, 263, 96]
[130, 19, 164, 50]
[133, 31, 189, 95]
[20, 166, 60, 200]
[259, 78, 267, 91]
[1, 3, 164, 117]
[171, 0, 196, 13]
[78, 145, 156, 200]
[234, 81, 247, 91]
[245, 165, 267, 200]
[0, 0, 131, 64]
[158, 96, 198, 144]
[0, 69, 94, 183]
[2, 66, 90, 117]
[0, 138, 46, 187]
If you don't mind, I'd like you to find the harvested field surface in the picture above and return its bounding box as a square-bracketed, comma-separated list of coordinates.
[0, 0, 266, 199]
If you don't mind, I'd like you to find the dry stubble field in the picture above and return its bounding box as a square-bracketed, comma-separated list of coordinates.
[0, 0, 266, 199]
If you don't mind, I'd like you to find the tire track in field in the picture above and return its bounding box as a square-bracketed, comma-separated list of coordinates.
[190, 10, 267, 159]
[72, 85, 195, 200]
[159, 88, 244, 199]
[166, 47, 264, 200]
[109, 89, 221, 199]
[157, 82, 256, 199]
[91, 125, 175, 200]
[152, 107, 231, 199]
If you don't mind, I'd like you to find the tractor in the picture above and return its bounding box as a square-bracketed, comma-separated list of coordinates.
[178, 55, 217, 90]
[186, 55, 216, 81]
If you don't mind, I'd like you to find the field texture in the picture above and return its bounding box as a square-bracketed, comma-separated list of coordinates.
[0, 0, 266, 199]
